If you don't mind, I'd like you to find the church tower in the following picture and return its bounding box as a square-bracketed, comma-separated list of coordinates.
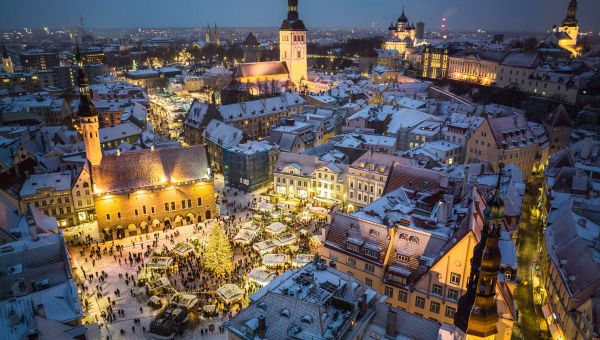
[2, 43, 14, 74]
[76, 46, 102, 167]
[558, 0, 579, 55]
[454, 165, 505, 339]
[279, 0, 307, 89]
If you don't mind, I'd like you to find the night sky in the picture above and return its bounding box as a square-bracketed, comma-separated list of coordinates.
[2, 0, 599, 32]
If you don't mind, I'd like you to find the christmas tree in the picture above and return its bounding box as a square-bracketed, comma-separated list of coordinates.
[203, 224, 234, 277]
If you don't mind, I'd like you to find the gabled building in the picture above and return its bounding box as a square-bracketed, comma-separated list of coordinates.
[320, 172, 516, 337]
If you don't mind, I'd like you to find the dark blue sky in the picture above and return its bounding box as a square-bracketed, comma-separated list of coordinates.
[2, 0, 599, 32]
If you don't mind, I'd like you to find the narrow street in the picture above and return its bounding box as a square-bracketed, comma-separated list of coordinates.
[513, 176, 549, 340]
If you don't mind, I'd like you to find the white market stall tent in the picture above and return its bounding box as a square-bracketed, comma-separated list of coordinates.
[253, 240, 277, 255]
[262, 253, 290, 267]
[292, 254, 315, 267]
[265, 222, 287, 235]
[247, 267, 277, 286]
[172, 242, 194, 256]
[169, 292, 199, 310]
[217, 284, 244, 303]
[146, 256, 174, 270]
[273, 233, 297, 247]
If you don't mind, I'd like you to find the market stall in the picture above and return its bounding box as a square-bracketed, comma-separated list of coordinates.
[253, 240, 277, 255]
[217, 284, 244, 303]
[262, 254, 290, 267]
[292, 254, 314, 267]
[247, 267, 277, 286]
[265, 222, 287, 235]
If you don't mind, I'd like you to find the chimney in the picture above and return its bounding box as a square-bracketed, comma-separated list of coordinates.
[27, 214, 39, 242]
[385, 307, 398, 337]
[437, 201, 448, 224]
[150, 145, 155, 152]
[581, 135, 593, 160]
[444, 194, 454, 218]
[358, 294, 368, 318]
[257, 315, 266, 338]
[578, 218, 587, 228]
[440, 175, 449, 189]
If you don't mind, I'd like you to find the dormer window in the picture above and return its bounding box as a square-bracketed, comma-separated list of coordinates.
[364, 249, 379, 258]
[369, 229, 379, 237]
[396, 254, 410, 262]
[346, 242, 360, 252]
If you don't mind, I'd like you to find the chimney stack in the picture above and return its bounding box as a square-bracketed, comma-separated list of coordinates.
[257, 315, 266, 338]
[437, 201, 448, 224]
[386, 307, 398, 337]
[581, 135, 593, 160]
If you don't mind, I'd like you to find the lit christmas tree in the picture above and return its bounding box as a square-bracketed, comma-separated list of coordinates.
[203, 224, 234, 277]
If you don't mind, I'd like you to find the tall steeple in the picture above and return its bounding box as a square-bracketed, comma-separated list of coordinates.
[76, 45, 102, 167]
[281, 0, 306, 30]
[454, 164, 504, 339]
[563, 0, 578, 26]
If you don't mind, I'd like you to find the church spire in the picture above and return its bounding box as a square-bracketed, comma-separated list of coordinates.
[281, 0, 306, 30]
[76, 44, 97, 118]
[563, 0, 578, 26]
[77, 43, 102, 167]
[454, 164, 504, 338]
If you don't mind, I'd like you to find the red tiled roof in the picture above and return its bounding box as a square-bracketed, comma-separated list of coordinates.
[385, 164, 443, 194]
[234, 61, 289, 78]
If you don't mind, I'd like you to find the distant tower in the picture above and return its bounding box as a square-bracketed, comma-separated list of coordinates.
[558, 0, 579, 55]
[454, 165, 505, 339]
[205, 23, 221, 47]
[441, 17, 447, 38]
[279, 0, 308, 89]
[2, 43, 14, 74]
[416, 21, 425, 40]
[76, 46, 102, 167]
[243, 32, 261, 63]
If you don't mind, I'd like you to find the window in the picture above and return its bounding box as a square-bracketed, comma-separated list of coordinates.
[365, 277, 373, 287]
[346, 242, 360, 252]
[447, 289, 459, 301]
[117, 212, 122, 219]
[364, 263, 375, 273]
[151, 206, 155, 214]
[165, 203, 170, 212]
[384, 286, 394, 298]
[143, 206, 147, 215]
[430, 301, 441, 314]
[197, 197, 202, 206]
[134, 209, 139, 216]
[364, 249, 379, 258]
[415, 296, 425, 309]
[171, 202, 176, 211]
[398, 290, 408, 303]
[445, 306, 456, 318]
[181, 200, 186, 209]
[450, 273, 461, 285]
[187, 199, 192, 208]
[346, 257, 356, 267]
[432, 284, 443, 296]
[396, 254, 410, 262]
[106, 213, 111, 221]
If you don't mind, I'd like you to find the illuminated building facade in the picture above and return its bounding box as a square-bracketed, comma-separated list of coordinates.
[2, 44, 14, 74]
[421, 46, 449, 79]
[448, 50, 506, 86]
[76, 47, 103, 168]
[19, 52, 59, 72]
[92, 145, 216, 236]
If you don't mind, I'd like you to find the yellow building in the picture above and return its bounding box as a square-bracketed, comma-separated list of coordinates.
[273, 152, 347, 207]
[92, 146, 217, 237]
[320, 185, 515, 339]
[465, 114, 549, 179]
[448, 50, 506, 86]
